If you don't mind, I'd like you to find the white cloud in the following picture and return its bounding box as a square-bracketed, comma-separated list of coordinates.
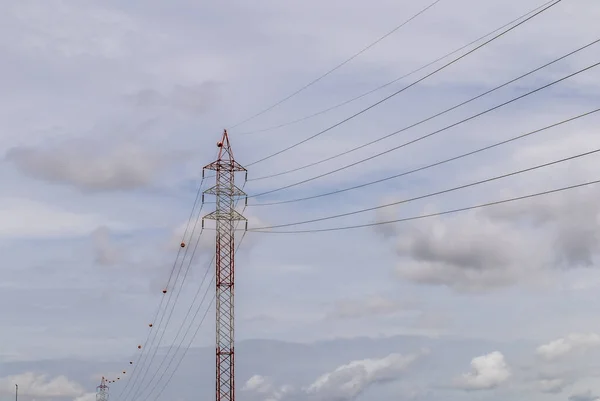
[242, 375, 293, 401]
[304, 351, 426, 400]
[74, 393, 97, 401]
[454, 351, 511, 391]
[373, 195, 404, 239]
[243, 375, 272, 393]
[91, 226, 122, 266]
[537, 377, 568, 394]
[0, 372, 84, 398]
[537, 333, 600, 361]
[243, 351, 426, 401]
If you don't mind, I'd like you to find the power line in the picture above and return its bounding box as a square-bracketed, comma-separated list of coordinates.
[247, 60, 600, 199]
[118, 146, 222, 400]
[249, 179, 600, 234]
[127, 226, 213, 401]
[113, 147, 222, 398]
[135, 257, 215, 401]
[247, 107, 600, 206]
[122, 235, 206, 401]
[114, 176, 208, 401]
[128, 178, 249, 401]
[249, 37, 600, 181]
[228, 0, 444, 130]
[151, 288, 215, 401]
[151, 295, 215, 401]
[244, 0, 562, 168]
[118, 144, 218, 400]
[122, 226, 207, 401]
[249, 147, 600, 231]
[238, 0, 558, 136]
[148, 229, 249, 401]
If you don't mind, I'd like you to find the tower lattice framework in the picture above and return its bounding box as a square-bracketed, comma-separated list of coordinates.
[96, 377, 109, 401]
[202, 129, 247, 401]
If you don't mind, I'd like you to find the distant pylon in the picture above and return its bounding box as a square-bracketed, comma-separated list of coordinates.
[96, 377, 109, 401]
[202, 129, 247, 401]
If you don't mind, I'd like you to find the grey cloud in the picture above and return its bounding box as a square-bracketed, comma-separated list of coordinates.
[394, 212, 536, 291]
[399, 220, 512, 270]
[484, 188, 600, 269]
[5, 141, 171, 192]
[326, 295, 417, 320]
[569, 391, 600, 401]
[412, 310, 453, 332]
[130, 81, 221, 115]
[390, 186, 600, 291]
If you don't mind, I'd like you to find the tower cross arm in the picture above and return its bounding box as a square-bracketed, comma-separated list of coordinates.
[203, 209, 247, 222]
[203, 160, 247, 172]
[203, 184, 247, 198]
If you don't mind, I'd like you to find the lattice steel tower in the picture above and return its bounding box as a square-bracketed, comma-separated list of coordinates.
[96, 377, 109, 401]
[202, 129, 247, 401]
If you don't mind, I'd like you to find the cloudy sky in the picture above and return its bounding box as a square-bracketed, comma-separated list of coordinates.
[1, 0, 600, 400]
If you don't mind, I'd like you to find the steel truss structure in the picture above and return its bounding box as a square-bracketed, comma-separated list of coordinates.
[202, 129, 247, 401]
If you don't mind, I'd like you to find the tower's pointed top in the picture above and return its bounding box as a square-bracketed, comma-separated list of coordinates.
[204, 129, 246, 172]
[97, 376, 108, 390]
[216, 129, 234, 162]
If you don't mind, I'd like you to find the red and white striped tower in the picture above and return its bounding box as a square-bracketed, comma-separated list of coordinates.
[202, 129, 247, 401]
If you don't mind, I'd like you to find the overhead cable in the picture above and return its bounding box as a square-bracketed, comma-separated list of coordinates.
[244, 0, 562, 167]
[238, 0, 558, 136]
[247, 107, 600, 206]
[249, 37, 600, 181]
[249, 147, 600, 231]
[248, 179, 600, 234]
[135, 258, 215, 401]
[247, 60, 600, 199]
[122, 230, 207, 401]
[126, 226, 212, 401]
[130, 185, 249, 401]
[118, 146, 221, 400]
[114, 176, 208, 401]
[228, 0, 444, 130]
[146, 230, 249, 401]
